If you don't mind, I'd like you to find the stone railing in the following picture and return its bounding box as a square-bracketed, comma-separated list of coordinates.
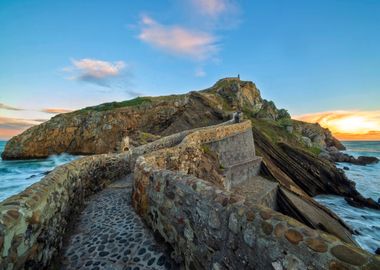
[180, 120, 252, 147]
[132, 121, 380, 269]
[0, 153, 130, 270]
[133, 161, 380, 269]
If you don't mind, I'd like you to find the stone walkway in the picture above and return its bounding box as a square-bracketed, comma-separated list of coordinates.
[59, 176, 174, 270]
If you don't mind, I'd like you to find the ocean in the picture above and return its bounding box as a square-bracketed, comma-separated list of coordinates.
[0, 140, 379, 253]
[0, 141, 78, 202]
[315, 141, 380, 253]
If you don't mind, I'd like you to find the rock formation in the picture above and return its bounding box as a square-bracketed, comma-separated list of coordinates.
[2, 78, 377, 211]
[321, 147, 380, 165]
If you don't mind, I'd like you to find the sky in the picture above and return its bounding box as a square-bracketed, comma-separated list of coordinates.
[0, 0, 379, 140]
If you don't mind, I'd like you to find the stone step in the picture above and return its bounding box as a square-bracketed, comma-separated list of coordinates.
[231, 176, 279, 209]
[223, 157, 262, 189]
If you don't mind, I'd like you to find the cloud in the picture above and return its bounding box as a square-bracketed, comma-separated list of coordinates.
[0, 117, 44, 130]
[0, 117, 47, 140]
[189, 0, 240, 29]
[333, 131, 380, 141]
[195, 67, 206, 77]
[0, 103, 23, 111]
[138, 15, 218, 60]
[64, 58, 127, 87]
[0, 128, 23, 140]
[41, 108, 73, 114]
[191, 0, 229, 17]
[294, 110, 380, 137]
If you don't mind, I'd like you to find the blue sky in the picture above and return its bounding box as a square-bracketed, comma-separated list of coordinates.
[1, 0, 380, 139]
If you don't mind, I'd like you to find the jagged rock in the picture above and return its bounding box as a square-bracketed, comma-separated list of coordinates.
[293, 121, 346, 150]
[325, 149, 379, 166]
[301, 136, 312, 148]
[1, 92, 228, 159]
[355, 156, 379, 165]
[253, 127, 380, 210]
[211, 78, 263, 112]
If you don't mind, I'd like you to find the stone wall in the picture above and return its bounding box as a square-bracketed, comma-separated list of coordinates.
[133, 162, 380, 269]
[132, 121, 380, 270]
[207, 129, 256, 166]
[0, 153, 130, 270]
[0, 120, 235, 270]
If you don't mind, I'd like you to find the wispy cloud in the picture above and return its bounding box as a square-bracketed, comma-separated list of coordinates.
[41, 108, 73, 114]
[190, 0, 240, 29]
[138, 15, 218, 61]
[64, 58, 127, 87]
[0, 117, 45, 130]
[0, 103, 23, 111]
[294, 110, 380, 136]
[0, 117, 47, 140]
[333, 131, 380, 141]
[195, 67, 206, 77]
[191, 0, 229, 17]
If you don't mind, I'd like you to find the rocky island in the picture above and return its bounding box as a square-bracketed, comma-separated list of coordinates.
[1, 78, 379, 269]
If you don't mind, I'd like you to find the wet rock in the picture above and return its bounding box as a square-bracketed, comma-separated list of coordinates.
[345, 197, 364, 208]
[355, 156, 379, 165]
[327, 149, 379, 166]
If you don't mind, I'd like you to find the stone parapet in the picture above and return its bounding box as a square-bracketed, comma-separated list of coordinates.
[0, 153, 130, 269]
[132, 161, 380, 269]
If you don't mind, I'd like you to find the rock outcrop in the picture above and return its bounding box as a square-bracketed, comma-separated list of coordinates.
[1, 93, 227, 159]
[321, 147, 380, 165]
[2, 78, 377, 211]
[293, 120, 346, 150]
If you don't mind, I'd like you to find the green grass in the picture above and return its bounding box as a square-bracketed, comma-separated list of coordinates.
[76, 97, 152, 113]
[201, 145, 212, 155]
[137, 132, 161, 145]
[309, 146, 322, 156]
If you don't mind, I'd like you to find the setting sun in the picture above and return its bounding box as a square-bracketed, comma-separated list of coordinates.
[294, 111, 380, 140]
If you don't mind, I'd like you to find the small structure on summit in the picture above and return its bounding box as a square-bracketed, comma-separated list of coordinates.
[233, 111, 242, 123]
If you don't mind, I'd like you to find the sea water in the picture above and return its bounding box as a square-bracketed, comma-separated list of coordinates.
[0, 141, 78, 202]
[315, 141, 380, 253]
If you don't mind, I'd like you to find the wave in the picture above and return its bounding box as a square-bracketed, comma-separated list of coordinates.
[0, 152, 78, 202]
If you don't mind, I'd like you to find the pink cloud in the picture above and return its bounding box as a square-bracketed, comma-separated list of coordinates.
[64, 58, 127, 87]
[138, 15, 218, 60]
[191, 0, 228, 17]
[0, 117, 47, 140]
[71, 59, 125, 79]
[41, 108, 73, 114]
[0, 117, 45, 129]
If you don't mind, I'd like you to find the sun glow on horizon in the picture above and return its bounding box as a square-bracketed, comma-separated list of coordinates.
[294, 110, 380, 140]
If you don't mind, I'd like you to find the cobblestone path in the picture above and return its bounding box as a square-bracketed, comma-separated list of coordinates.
[59, 176, 173, 270]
